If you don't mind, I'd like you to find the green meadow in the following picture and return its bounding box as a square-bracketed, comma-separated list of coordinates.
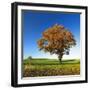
[23, 58, 80, 77]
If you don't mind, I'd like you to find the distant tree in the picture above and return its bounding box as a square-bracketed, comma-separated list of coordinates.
[37, 24, 76, 63]
[28, 56, 32, 60]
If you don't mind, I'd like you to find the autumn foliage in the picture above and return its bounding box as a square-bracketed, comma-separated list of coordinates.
[37, 24, 76, 63]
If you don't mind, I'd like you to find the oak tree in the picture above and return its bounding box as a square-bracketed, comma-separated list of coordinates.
[37, 24, 76, 63]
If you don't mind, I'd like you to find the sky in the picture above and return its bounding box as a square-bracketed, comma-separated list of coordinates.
[22, 10, 80, 59]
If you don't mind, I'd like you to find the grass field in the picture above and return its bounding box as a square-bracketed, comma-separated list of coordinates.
[23, 58, 80, 77]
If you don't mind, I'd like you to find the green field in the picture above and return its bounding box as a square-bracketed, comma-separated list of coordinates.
[23, 58, 80, 77]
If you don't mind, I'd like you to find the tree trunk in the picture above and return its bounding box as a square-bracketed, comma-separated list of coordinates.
[58, 55, 62, 64]
[58, 52, 63, 64]
[59, 58, 62, 64]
